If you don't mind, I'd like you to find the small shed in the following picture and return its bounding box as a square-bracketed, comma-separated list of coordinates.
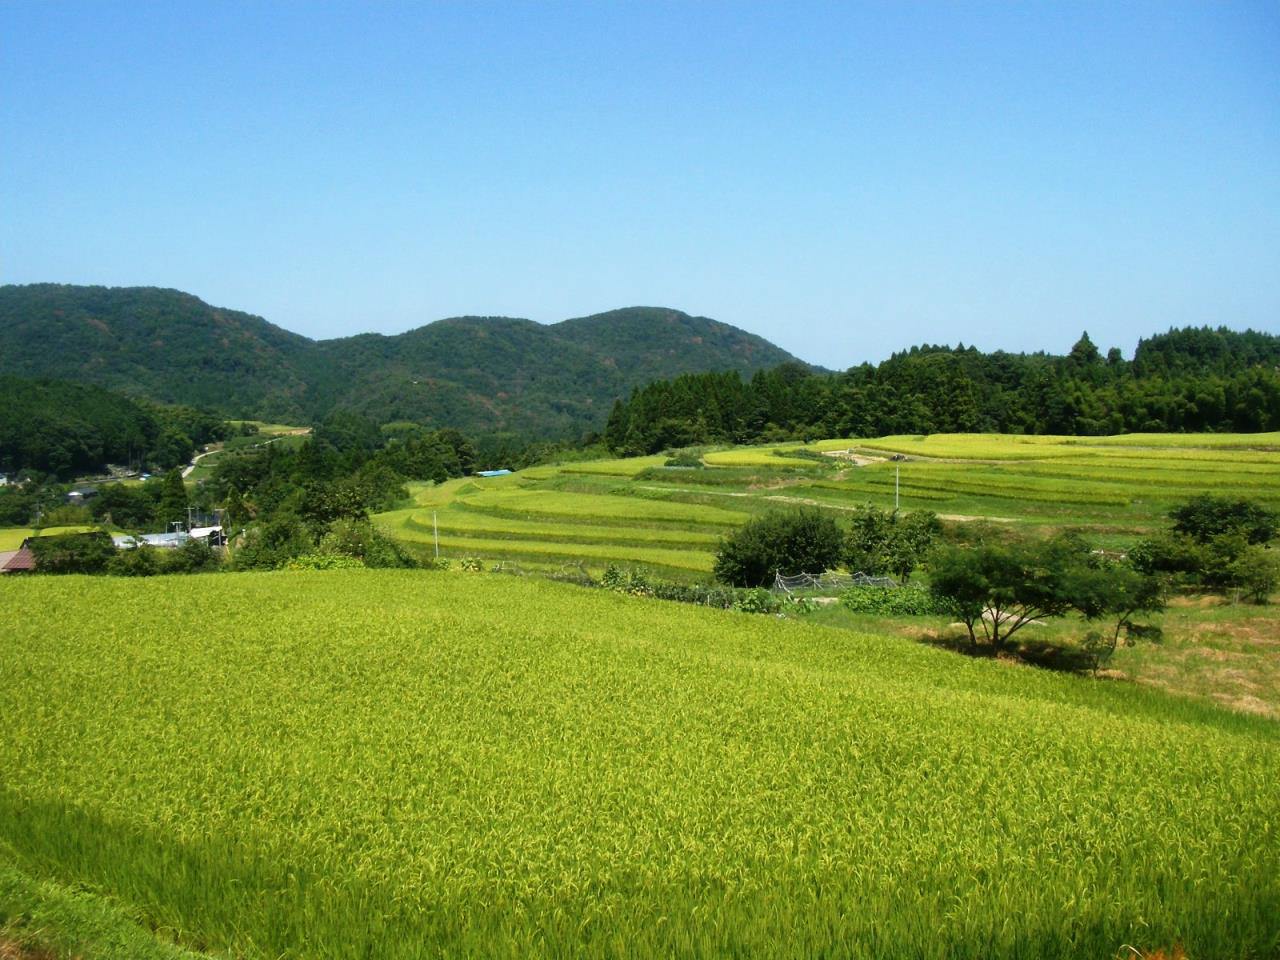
[476, 469, 512, 478]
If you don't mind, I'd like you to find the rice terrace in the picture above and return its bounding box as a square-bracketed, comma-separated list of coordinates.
[3, 429, 1280, 958]
[3, 4, 1280, 958]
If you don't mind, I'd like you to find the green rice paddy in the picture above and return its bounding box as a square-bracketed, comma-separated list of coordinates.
[2, 571, 1277, 959]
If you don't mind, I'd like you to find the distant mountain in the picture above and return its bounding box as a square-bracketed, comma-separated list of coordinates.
[0, 285, 801, 436]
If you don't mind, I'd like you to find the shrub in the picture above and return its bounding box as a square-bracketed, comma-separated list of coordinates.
[840, 584, 941, 616]
[714, 509, 843, 587]
[286, 554, 365, 571]
[732, 588, 781, 614]
[106, 545, 161, 577]
[663, 449, 705, 468]
[844, 507, 941, 581]
[319, 518, 417, 569]
[458, 557, 484, 572]
[165, 538, 222, 574]
[1228, 547, 1278, 604]
[26, 531, 115, 574]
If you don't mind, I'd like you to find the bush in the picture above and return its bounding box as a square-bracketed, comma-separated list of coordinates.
[458, 557, 484, 572]
[714, 509, 843, 587]
[1228, 547, 1278, 604]
[600, 564, 782, 614]
[165, 538, 222, 574]
[840, 584, 941, 616]
[319, 518, 417, 569]
[663, 449, 705, 468]
[106, 545, 161, 577]
[26, 531, 115, 574]
[286, 554, 365, 571]
[732, 588, 781, 614]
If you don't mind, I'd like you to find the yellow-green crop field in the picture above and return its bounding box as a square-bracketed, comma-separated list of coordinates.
[374, 432, 1280, 571]
[1, 571, 1277, 959]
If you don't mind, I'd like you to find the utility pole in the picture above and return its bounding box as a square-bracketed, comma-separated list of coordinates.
[433, 511, 439, 559]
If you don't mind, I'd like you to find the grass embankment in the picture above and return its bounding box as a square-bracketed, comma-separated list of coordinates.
[1, 571, 1278, 960]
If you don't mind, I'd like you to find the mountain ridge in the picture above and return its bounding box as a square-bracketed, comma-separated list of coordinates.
[0, 284, 804, 437]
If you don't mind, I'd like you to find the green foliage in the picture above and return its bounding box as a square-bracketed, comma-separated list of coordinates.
[663, 449, 705, 468]
[164, 539, 222, 574]
[285, 553, 365, 570]
[318, 518, 417, 569]
[840, 584, 942, 616]
[601, 564, 782, 613]
[929, 535, 1096, 649]
[606, 328, 1280, 455]
[714, 509, 844, 587]
[25, 531, 116, 574]
[1135, 496, 1277, 597]
[232, 516, 314, 570]
[155, 469, 189, 528]
[106, 545, 162, 577]
[1169, 494, 1277, 545]
[38, 504, 93, 527]
[0, 573, 1277, 959]
[91, 482, 159, 528]
[843, 506, 941, 580]
[0, 286, 796, 438]
[0, 374, 229, 478]
[1227, 546, 1279, 604]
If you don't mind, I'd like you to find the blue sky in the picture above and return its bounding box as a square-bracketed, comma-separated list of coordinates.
[2, 1, 1277, 367]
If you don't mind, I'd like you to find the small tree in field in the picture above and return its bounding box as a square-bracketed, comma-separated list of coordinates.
[928, 536, 1089, 650]
[714, 509, 843, 587]
[1069, 559, 1166, 674]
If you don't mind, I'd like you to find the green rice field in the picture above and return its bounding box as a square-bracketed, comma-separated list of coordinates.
[2, 571, 1277, 959]
[374, 432, 1280, 570]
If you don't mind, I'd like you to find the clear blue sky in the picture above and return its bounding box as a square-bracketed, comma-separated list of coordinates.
[2, 1, 1277, 367]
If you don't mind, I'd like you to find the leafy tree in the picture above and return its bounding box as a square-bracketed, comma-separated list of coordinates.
[713, 509, 844, 587]
[233, 515, 314, 570]
[92, 482, 157, 529]
[156, 469, 189, 529]
[844, 507, 941, 581]
[1169, 495, 1277, 546]
[929, 536, 1093, 650]
[1226, 546, 1278, 604]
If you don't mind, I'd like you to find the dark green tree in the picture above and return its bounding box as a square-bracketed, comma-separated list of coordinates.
[713, 509, 844, 587]
[156, 469, 189, 529]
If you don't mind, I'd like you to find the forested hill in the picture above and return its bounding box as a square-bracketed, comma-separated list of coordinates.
[0, 285, 798, 436]
[604, 330, 1280, 454]
[0, 376, 229, 477]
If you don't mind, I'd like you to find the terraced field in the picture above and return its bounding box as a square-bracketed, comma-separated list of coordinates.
[2, 572, 1277, 959]
[375, 432, 1280, 570]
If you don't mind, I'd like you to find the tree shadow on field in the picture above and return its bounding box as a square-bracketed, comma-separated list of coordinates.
[916, 628, 1105, 676]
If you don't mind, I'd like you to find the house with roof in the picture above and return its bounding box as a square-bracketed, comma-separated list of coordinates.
[0, 544, 37, 574]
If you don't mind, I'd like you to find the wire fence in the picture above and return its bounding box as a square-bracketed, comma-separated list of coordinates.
[772, 571, 898, 595]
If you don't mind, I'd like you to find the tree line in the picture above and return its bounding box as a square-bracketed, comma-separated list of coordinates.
[604, 327, 1280, 455]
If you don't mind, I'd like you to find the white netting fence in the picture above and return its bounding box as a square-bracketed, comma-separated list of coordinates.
[772, 571, 898, 595]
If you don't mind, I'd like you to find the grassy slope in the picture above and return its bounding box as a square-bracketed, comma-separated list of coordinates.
[1, 571, 1277, 960]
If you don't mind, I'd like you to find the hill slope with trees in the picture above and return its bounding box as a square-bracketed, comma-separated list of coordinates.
[604, 330, 1280, 453]
[0, 285, 799, 436]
